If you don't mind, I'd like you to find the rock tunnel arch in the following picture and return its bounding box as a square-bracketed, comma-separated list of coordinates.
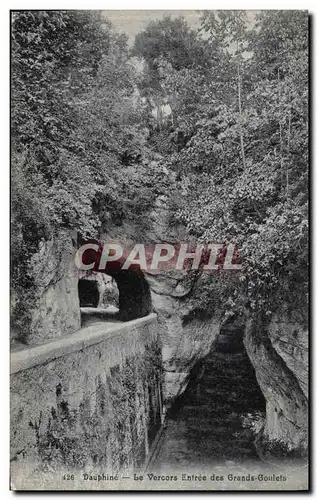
[78, 240, 152, 321]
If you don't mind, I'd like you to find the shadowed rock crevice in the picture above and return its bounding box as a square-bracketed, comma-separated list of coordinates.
[150, 322, 266, 470]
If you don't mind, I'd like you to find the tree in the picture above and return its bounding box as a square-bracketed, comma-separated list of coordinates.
[162, 10, 308, 318]
[11, 11, 159, 338]
[11, 10, 308, 337]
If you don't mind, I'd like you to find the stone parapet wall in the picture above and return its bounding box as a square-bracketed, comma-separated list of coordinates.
[11, 314, 162, 490]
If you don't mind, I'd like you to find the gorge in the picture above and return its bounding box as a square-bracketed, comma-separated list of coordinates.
[10, 218, 308, 490]
[11, 9, 309, 491]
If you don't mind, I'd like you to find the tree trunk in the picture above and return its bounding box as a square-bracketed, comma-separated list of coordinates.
[237, 58, 246, 170]
[286, 108, 291, 198]
[278, 68, 284, 191]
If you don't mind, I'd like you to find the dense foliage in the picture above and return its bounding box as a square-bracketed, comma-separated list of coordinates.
[11, 10, 308, 332]
[134, 11, 308, 318]
[11, 11, 156, 332]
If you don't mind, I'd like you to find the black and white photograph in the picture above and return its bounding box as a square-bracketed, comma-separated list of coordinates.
[10, 9, 309, 491]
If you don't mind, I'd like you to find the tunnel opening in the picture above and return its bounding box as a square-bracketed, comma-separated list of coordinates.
[78, 272, 121, 327]
[153, 320, 266, 469]
[78, 262, 152, 326]
[107, 267, 152, 321]
[78, 274, 119, 309]
[78, 279, 100, 308]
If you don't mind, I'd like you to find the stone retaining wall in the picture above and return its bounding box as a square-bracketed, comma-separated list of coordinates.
[10, 314, 162, 490]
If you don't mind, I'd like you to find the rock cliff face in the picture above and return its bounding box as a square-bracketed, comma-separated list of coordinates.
[144, 186, 308, 455]
[137, 173, 220, 403]
[267, 309, 308, 399]
[98, 167, 223, 405]
[149, 278, 220, 404]
[243, 311, 308, 456]
[11, 179, 308, 457]
[13, 231, 81, 346]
